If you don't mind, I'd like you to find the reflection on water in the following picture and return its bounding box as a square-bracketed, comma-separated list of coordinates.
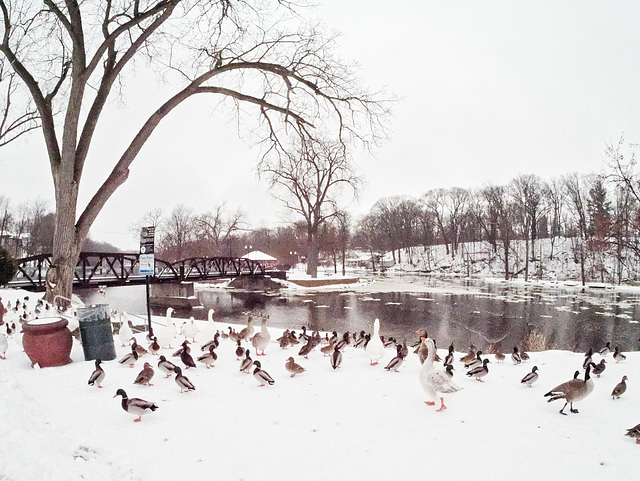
[77, 278, 640, 353]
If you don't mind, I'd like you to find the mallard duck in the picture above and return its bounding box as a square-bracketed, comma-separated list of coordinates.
[521, 366, 539, 387]
[285, 357, 305, 377]
[278, 330, 291, 349]
[520, 350, 530, 362]
[544, 363, 595, 414]
[419, 337, 462, 411]
[444, 364, 455, 378]
[234, 340, 245, 360]
[464, 350, 483, 370]
[459, 345, 478, 364]
[353, 330, 366, 348]
[320, 338, 336, 357]
[415, 329, 430, 364]
[132, 338, 148, 357]
[88, 359, 105, 388]
[494, 350, 506, 363]
[113, 388, 158, 422]
[625, 423, 640, 444]
[253, 360, 275, 386]
[331, 344, 343, 370]
[365, 318, 385, 366]
[592, 359, 606, 377]
[251, 316, 271, 356]
[149, 337, 160, 356]
[201, 333, 219, 352]
[613, 346, 627, 362]
[157, 355, 177, 378]
[466, 358, 490, 382]
[118, 313, 133, 347]
[599, 341, 611, 357]
[180, 341, 197, 369]
[384, 345, 405, 372]
[583, 348, 593, 369]
[611, 375, 628, 399]
[239, 349, 253, 373]
[335, 332, 351, 351]
[118, 345, 139, 368]
[197, 344, 217, 369]
[511, 347, 522, 365]
[173, 366, 196, 393]
[443, 343, 454, 367]
[133, 362, 155, 386]
[298, 337, 316, 359]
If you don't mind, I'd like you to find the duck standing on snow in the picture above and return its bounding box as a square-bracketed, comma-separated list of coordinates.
[625, 423, 640, 444]
[235, 340, 245, 360]
[592, 358, 606, 377]
[521, 366, 539, 387]
[599, 341, 611, 357]
[251, 316, 271, 356]
[511, 347, 522, 365]
[133, 362, 155, 386]
[239, 350, 253, 373]
[331, 344, 343, 370]
[118, 345, 139, 368]
[173, 366, 196, 393]
[180, 341, 197, 369]
[149, 337, 160, 356]
[384, 345, 405, 372]
[611, 375, 628, 399]
[464, 350, 483, 370]
[365, 318, 385, 366]
[88, 359, 105, 388]
[419, 337, 462, 412]
[253, 360, 275, 386]
[459, 345, 477, 364]
[285, 357, 306, 377]
[466, 358, 490, 382]
[544, 363, 595, 415]
[113, 388, 158, 422]
[613, 346, 627, 362]
[443, 343, 454, 367]
[197, 344, 217, 369]
[158, 355, 177, 378]
[583, 348, 594, 369]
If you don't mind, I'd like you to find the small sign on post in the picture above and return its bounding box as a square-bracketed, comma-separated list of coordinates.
[139, 226, 155, 276]
[140, 226, 155, 337]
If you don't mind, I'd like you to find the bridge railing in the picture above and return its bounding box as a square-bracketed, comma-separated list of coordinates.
[9, 252, 271, 290]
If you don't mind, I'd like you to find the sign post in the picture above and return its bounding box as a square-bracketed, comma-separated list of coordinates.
[140, 226, 155, 338]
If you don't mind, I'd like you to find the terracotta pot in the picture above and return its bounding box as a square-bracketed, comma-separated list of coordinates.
[21, 317, 73, 368]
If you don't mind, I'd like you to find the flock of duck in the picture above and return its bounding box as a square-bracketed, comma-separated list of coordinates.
[1, 295, 639, 443]
[84, 307, 640, 443]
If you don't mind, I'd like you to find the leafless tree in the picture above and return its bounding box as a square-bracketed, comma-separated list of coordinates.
[510, 174, 544, 281]
[564, 173, 590, 285]
[161, 204, 194, 261]
[0, 1, 388, 302]
[196, 204, 246, 256]
[260, 138, 361, 277]
[0, 58, 39, 146]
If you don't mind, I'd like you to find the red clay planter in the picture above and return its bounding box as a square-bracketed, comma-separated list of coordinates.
[21, 317, 73, 368]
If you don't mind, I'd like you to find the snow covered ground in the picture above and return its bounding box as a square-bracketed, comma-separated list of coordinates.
[1, 287, 640, 481]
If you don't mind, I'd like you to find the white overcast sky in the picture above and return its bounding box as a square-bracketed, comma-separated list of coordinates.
[1, 0, 639, 250]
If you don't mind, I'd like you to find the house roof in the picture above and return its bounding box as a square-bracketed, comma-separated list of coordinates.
[241, 250, 277, 261]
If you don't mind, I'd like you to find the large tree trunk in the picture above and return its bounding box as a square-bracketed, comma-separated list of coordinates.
[45, 172, 83, 307]
[306, 229, 319, 278]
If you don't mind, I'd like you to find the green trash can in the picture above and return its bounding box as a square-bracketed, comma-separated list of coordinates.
[78, 304, 116, 361]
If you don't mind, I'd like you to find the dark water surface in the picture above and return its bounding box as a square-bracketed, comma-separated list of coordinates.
[77, 276, 640, 353]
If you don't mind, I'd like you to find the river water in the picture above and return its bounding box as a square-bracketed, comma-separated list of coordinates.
[76, 274, 640, 353]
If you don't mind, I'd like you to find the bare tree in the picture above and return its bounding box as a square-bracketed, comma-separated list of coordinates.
[510, 174, 544, 281]
[160, 204, 194, 262]
[0, 58, 39, 146]
[564, 173, 589, 285]
[0, 1, 388, 303]
[481, 184, 515, 280]
[196, 205, 246, 256]
[260, 139, 360, 277]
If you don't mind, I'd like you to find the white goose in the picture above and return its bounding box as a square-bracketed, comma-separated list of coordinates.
[156, 307, 176, 349]
[365, 318, 385, 366]
[118, 312, 134, 347]
[196, 309, 216, 344]
[181, 316, 200, 343]
[419, 337, 462, 412]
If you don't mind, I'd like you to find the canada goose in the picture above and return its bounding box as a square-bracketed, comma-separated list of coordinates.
[544, 364, 595, 415]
